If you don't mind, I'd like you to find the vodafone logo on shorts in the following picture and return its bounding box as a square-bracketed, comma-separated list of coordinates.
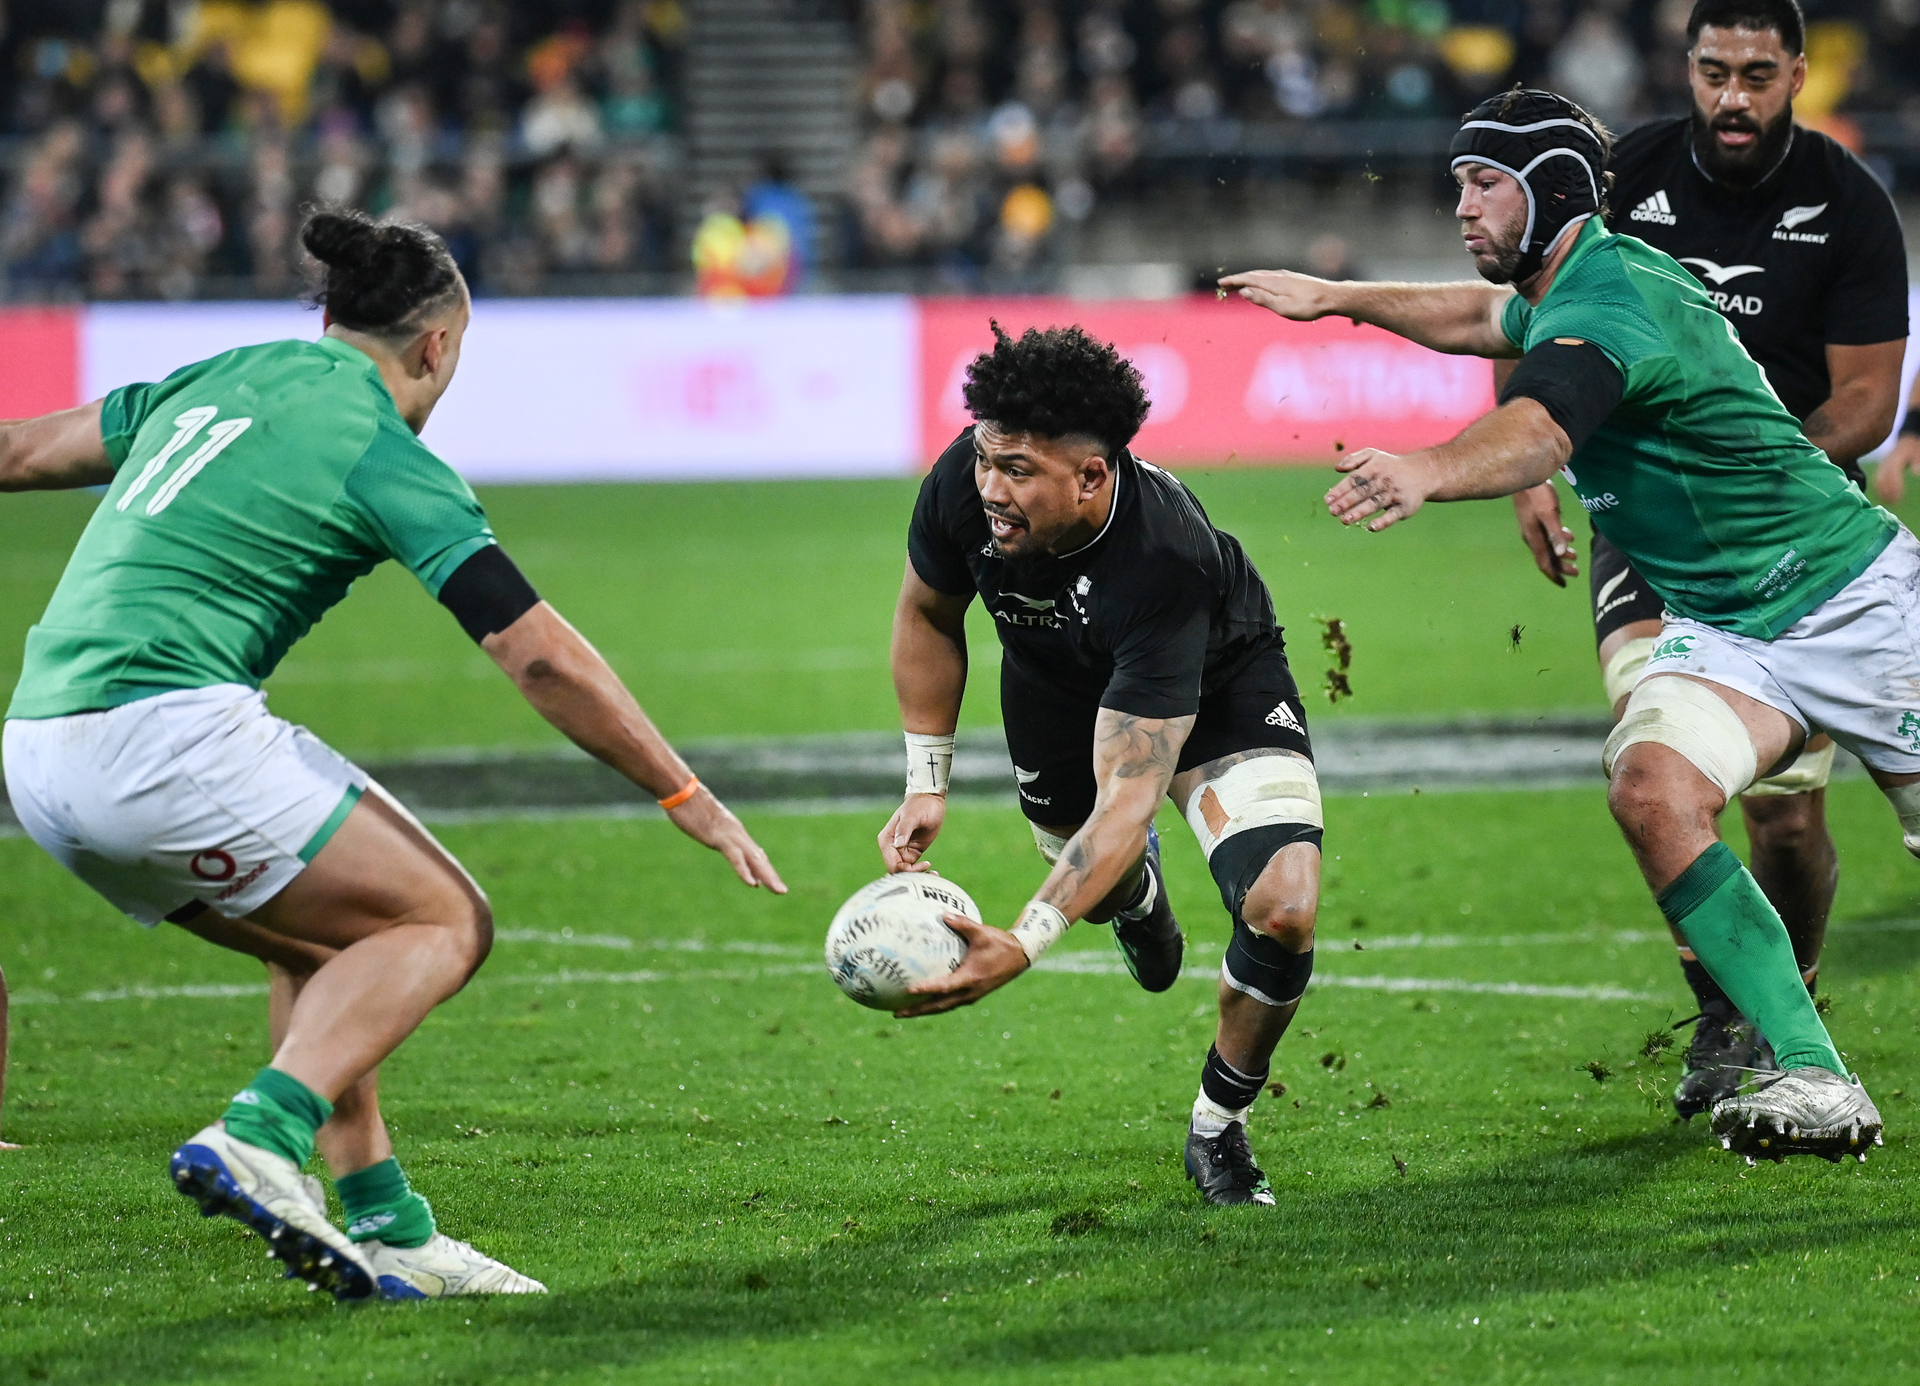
[189, 849, 238, 882]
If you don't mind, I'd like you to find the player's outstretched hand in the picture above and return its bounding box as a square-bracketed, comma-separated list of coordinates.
[1872, 436, 1920, 506]
[895, 913, 1030, 1018]
[0, 1140, 20, 1150]
[1218, 270, 1333, 321]
[666, 786, 788, 893]
[878, 793, 946, 873]
[1512, 481, 1578, 585]
[1326, 449, 1433, 531]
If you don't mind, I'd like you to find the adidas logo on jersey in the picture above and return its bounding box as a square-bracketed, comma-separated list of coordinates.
[1265, 702, 1304, 734]
[1628, 190, 1677, 225]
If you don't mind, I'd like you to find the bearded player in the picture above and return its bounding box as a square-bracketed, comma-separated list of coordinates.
[1225, 88, 1899, 1162]
[878, 324, 1324, 1206]
[0, 208, 785, 1298]
[1506, 0, 1909, 1120]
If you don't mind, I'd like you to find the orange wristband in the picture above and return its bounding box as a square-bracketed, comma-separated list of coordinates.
[657, 774, 700, 810]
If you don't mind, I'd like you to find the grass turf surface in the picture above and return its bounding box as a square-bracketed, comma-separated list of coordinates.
[0, 467, 1701, 755]
[5, 781, 1920, 1384]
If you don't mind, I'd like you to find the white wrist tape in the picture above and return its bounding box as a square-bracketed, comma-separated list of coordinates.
[1010, 901, 1070, 964]
[904, 731, 955, 796]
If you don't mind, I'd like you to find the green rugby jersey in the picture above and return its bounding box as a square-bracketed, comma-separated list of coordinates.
[7, 335, 495, 720]
[1500, 220, 1897, 640]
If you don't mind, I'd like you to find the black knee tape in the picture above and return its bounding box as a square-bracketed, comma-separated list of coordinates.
[1224, 922, 1314, 1007]
[1207, 822, 1323, 921]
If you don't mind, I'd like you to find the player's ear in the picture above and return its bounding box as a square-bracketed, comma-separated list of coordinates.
[1788, 52, 1806, 99]
[418, 325, 449, 377]
[1082, 453, 1115, 501]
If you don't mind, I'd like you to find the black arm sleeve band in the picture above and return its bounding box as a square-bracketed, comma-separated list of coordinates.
[1497, 340, 1625, 453]
[438, 544, 541, 643]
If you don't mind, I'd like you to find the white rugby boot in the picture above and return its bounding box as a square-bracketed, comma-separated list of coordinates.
[169, 1122, 376, 1300]
[1710, 1066, 1885, 1164]
[366, 1233, 548, 1298]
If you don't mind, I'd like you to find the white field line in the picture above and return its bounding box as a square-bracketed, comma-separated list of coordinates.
[21, 918, 1915, 1008]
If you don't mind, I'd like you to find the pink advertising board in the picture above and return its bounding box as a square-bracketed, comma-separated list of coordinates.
[5, 292, 1917, 480]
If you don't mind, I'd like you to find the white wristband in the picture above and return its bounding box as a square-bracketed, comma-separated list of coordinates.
[1010, 901, 1071, 965]
[905, 731, 955, 797]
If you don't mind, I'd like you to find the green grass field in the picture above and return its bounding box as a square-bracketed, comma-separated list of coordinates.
[0, 468, 1687, 756]
[6, 469, 1920, 1383]
[4, 785, 1920, 1384]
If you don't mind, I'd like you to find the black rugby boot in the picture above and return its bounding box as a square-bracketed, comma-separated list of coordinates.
[1674, 1009, 1778, 1119]
[1112, 826, 1183, 993]
[1184, 1121, 1276, 1207]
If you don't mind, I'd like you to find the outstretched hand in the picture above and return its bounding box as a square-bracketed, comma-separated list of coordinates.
[667, 787, 788, 893]
[1217, 270, 1334, 321]
[878, 793, 946, 873]
[1873, 435, 1920, 506]
[1325, 449, 1435, 532]
[1512, 481, 1578, 584]
[894, 913, 1029, 1018]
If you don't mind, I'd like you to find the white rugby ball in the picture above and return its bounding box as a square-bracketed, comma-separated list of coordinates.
[825, 874, 980, 1011]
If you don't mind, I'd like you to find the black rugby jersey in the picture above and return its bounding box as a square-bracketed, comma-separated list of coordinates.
[907, 429, 1281, 720]
[1606, 117, 1907, 483]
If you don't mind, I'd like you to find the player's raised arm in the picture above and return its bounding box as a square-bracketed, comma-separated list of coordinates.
[1219, 270, 1518, 358]
[1329, 337, 1623, 531]
[466, 584, 786, 893]
[0, 402, 114, 492]
[879, 559, 973, 873]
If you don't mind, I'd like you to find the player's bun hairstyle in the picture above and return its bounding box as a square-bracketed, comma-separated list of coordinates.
[1686, 0, 1805, 54]
[961, 322, 1151, 459]
[301, 207, 463, 336]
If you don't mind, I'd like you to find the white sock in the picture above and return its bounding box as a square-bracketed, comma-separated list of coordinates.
[1191, 1090, 1248, 1137]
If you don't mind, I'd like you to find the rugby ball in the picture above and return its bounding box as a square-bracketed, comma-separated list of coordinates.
[825, 874, 980, 1011]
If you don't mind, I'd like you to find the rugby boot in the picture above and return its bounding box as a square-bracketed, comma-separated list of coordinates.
[1112, 826, 1184, 993]
[169, 1122, 375, 1300]
[1673, 1009, 1777, 1120]
[367, 1233, 548, 1298]
[1711, 1067, 1884, 1164]
[1184, 1121, 1276, 1206]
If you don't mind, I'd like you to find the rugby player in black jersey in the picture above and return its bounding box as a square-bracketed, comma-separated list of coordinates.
[1507, 0, 1909, 1119]
[878, 324, 1323, 1206]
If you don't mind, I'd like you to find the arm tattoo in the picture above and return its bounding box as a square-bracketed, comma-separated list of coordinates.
[1095, 712, 1187, 780]
[1035, 713, 1194, 916]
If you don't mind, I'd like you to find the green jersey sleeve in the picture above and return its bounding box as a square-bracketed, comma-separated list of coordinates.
[1499, 293, 1529, 349]
[339, 418, 496, 598]
[98, 381, 162, 472]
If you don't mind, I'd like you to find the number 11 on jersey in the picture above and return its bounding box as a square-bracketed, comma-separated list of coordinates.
[117, 406, 254, 518]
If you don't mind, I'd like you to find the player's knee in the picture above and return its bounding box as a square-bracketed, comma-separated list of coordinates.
[1240, 882, 1316, 951]
[1741, 789, 1827, 851]
[460, 894, 495, 974]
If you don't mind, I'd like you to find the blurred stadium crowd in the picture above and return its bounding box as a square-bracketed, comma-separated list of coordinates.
[2, 0, 1917, 299]
[1, 0, 688, 297]
[845, 0, 1920, 281]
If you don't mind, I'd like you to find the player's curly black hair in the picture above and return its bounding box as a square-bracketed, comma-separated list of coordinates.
[961, 321, 1150, 458]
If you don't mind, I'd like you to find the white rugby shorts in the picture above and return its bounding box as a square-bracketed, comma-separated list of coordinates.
[1640, 527, 1920, 778]
[2, 684, 366, 925]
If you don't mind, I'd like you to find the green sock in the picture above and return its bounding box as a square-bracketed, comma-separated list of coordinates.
[1658, 843, 1845, 1075]
[336, 1157, 436, 1247]
[220, 1067, 332, 1167]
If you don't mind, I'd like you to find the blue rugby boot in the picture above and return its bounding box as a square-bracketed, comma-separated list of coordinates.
[170, 1123, 375, 1301]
